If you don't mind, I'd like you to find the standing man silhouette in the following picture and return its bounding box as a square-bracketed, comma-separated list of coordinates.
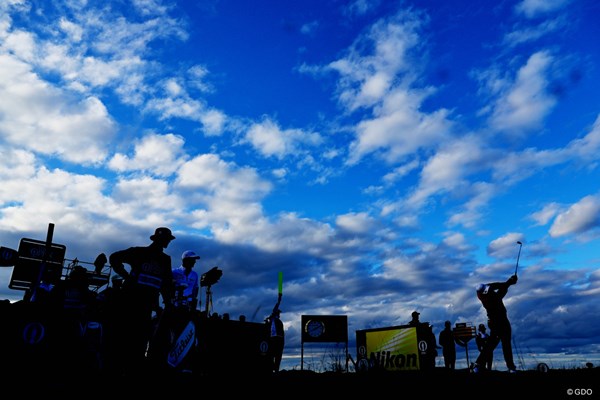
[439, 320, 457, 369]
[408, 311, 437, 369]
[172, 250, 201, 311]
[474, 274, 518, 373]
[268, 293, 284, 373]
[109, 226, 175, 376]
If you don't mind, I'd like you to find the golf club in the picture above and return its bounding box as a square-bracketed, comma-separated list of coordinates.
[514, 241, 523, 276]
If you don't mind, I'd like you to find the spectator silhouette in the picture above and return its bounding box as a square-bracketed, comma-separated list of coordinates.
[172, 250, 201, 311]
[439, 320, 457, 369]
[108, 226, 176, 376]
[267, 293, 284, 373]
[476, 323, 493, 370]
[474, 274, 518, 373]
[166, 250, 203, 374]
[97, 274, 125, 374]
[408, 310, 420, 326]
[50, 265, 97, 318]
[408, 311, 437, 369]
[49, 265, 100, 375]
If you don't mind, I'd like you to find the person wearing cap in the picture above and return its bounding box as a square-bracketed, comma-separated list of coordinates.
[409, 310, 420, 326]
[172, 250, 201, 311]
[473, 274, 518, 373]
[408, 311, 438, 369]
[108, 226, 176, 376]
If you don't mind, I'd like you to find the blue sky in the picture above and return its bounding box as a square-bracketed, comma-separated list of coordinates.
[1, 0, 599, 371]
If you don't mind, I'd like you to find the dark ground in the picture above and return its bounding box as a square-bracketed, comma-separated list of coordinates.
[7, 366, 597, 397]
[253, 368, 596, 397]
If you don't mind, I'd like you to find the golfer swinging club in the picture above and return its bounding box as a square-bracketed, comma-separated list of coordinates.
[473, 241, 525, 373]
[473, 272, 519, 373]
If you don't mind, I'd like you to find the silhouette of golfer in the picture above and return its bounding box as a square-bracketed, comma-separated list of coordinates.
[474, 274, 518, 373]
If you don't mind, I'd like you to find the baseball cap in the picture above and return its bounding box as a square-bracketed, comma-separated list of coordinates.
[150, 227, 176, 241]
[412, 311, 420, 317]
[182, 250, 200, 260]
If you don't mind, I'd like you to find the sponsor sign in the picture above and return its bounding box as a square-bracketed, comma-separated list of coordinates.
[356, 325, 421, 371]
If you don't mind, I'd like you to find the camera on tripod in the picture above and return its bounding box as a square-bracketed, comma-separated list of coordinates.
[200, 266, 222, 287]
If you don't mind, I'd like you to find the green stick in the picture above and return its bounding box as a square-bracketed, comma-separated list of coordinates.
[278, 271, 283, 294]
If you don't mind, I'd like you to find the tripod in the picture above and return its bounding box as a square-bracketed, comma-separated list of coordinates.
[204, 285, 214, 317]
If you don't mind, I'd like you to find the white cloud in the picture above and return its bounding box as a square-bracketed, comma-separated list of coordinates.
[347, 87, 451, 165]
[549, 195, 600, 238]
[487, 233, 524, 259]
[325, 10, 453, 165]
[531, 202, 562, 226]
[565, 114, 600, 160]
[441, 231, 470, 251]
[0, 162, 113, 233]
[405, 137, 489, 209]
[111, 175, 183, 224]
[515, 0, 571, 18]
[336, 212, 374, 233]
[0, 54, 116, 165]
[329, 10, 424, 112]
[503, 17, 567, 47]
[488, 51, 557, 135]
[245, 118, 323, 159]
[59, 17, 83, 42]
[176, 154, 272, 202]
[108, 133, 185, 176]
[382, 159, 420, 184]
[144, 78, 227, 136]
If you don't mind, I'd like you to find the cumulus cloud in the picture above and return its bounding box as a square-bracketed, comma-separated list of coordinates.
[244, 118, 323, 159]
[487, 51, 557, 135]
[0, 55, 116, 165]
[550, 195, 600, 238]
[487, 233, 525, 260]
[108, 133, 186, 176]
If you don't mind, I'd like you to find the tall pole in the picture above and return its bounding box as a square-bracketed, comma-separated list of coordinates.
[27, 223, 54, 302]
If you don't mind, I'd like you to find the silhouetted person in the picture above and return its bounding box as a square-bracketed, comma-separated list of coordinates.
[50, 265, 97, 318]
[108, 226, 175, 376]
[172, 250, 201, 311]
[93, 253, 108, 275]
[97, 275, 125, 374]
[409, 311, 437, 369]
[474, 274, 518, 373]
[268, 293, 284, 373]
[49, 265, 100, 374]
[439, 320, 457, 369]
[409, 310, 420, 326]
[476, 323, 493, 370]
